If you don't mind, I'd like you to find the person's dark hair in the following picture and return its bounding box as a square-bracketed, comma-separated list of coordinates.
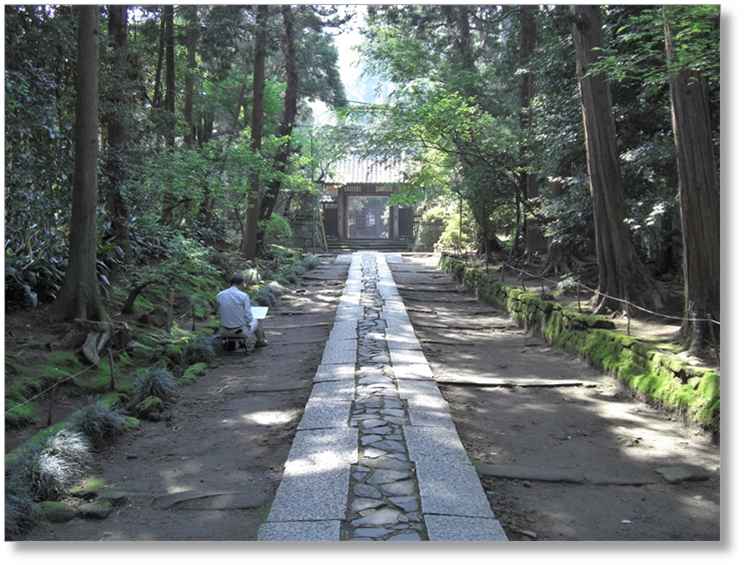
[230, 274, 244, 286]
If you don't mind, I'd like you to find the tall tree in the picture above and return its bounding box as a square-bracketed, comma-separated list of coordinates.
[569, 5, 664, 314]
[241, 5, 269, 260]
[520, 5, 542, 254]
[182, 4, 199, 148]
[164, 4, 175, 147]
[257, 3, 299, 250]
[103, 4, 132, 263]
[49, 5, 108, 322]
[662, 6, 720, 354]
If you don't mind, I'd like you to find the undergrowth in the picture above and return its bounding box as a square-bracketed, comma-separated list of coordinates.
[4, 250, 321, 539]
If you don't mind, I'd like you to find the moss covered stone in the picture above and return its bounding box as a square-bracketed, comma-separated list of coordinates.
[439, 254, 720, 433]
[133, 396, 164, 419]
[78, 499, 114, 520]
[70, 476, 107, 499]
[178, 362, 208, 387]
[39, 500, 77, 523]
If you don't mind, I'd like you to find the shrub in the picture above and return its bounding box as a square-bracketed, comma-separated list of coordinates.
[11, 429, 93, 501]
[263, 213, 292, 247]
[181, 334, 217, 366]
[129, 367, 177, 405]
[251, 281, 286, 306]
[68, 398, 128, 449]
[4, 473, 41, 540]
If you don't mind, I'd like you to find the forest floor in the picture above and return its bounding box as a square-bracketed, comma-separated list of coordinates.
[4, 252, 721, 549]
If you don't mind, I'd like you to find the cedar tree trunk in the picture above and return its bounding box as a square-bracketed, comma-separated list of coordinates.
[49, 5, 108, 322]
[571, 5, 664, 314]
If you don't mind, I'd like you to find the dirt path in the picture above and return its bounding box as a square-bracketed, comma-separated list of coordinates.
[27, 256, 350, 542]
[389, 254, 720, 542]
[20, 252, 720, 545]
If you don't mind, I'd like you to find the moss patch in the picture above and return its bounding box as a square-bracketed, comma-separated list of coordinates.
[439, 254, 720, 433]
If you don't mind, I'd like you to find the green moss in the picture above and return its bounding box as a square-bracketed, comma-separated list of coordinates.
[123, 416, 141, 430]
[178, 362, 208, 386]
[5, 399, 35, 428]
[70, 477, 107, 499]
[134, 396, 164, 416]
[45, 352, 84, 372]
[439, 254, 720, 433]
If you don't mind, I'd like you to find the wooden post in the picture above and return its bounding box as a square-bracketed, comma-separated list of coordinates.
[166, 287, 175, 334]
[47, 381, 59, 427]
[576, 283, 582, 313]
[708, 315, 720, 369]
[109, 345, 116, 391]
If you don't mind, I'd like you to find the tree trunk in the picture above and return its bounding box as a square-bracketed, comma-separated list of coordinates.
[183, 5, 198, 148]
[164, 4, 175, 147]
[105, 4, 131, 263]
[520, 5, 543, 254]
[49, 5, 108, 322]
[153, 12, 165, 107]
[241, 5, 268, 260]
[570, 5, 664, 314]
[257, 5, 299, 249]
[663, 10, 720, 355]
[160, 5, 177, 225]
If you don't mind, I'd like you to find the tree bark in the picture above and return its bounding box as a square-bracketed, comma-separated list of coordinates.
[570, 5, 664, 314]
[241, 5, 268, 260]
[164, 4, 175, 147]
[104, 4, 131, 263]
[663, 9, 720, 354]
[520, 5, 544, 254]
[49, 5, 108, 322]
[183, 5, 198, 148]
[257, 5, 299, 250]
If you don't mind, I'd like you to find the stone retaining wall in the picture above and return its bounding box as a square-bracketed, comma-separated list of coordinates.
[438, 254, 720, 435]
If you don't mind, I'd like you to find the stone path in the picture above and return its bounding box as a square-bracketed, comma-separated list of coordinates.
[257, 252, 508, 542]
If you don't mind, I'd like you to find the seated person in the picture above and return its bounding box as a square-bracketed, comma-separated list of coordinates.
[216, 274, 268, 348]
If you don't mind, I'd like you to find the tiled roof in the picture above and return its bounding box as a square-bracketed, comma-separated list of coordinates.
[324, 156, 406, 185]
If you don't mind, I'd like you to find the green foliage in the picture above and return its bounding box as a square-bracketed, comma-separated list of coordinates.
[67, 398, 128, 449]
[440, 254, 720, 432]
[129, 367, 177, 405]
[263, 214, 293, 247]
[5, 399, 36, 429]
[251, 281, 287, 307]
[8, 428, 93, 501]
[181, 335, 218, 366]
[178, 362, 208, 387]
[4, 472, 41, 540]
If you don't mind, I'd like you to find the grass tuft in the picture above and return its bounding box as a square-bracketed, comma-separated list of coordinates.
[181, 334, 218, 366]
[68, 398, 128, 449]
[10, 428, 93, 501]
[129, 367, 177, 404]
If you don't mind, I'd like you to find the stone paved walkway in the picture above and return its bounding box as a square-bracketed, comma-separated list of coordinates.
[257, 252, 508, 542]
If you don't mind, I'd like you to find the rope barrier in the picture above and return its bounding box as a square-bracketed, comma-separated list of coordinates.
[4, 342, 134, 417]
[490, 260, 720, 327]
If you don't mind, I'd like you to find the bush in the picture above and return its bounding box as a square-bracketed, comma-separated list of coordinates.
[10, 429, 93, 501]
[181, 334, 217, 366]
[263, 214, 292, 247]
[251, 281, 286, 307]
[68, 398, 128, 449]
[129, 367, 177, 405]
[4, 473, 40, 540]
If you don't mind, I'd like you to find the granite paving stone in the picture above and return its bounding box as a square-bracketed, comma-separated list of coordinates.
[259, 251, 507, 542]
